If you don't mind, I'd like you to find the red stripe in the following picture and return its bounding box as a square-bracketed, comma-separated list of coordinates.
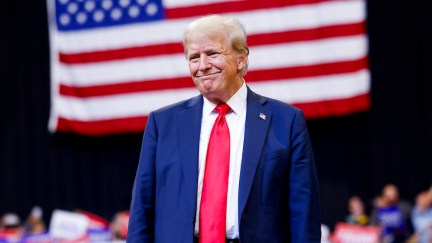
[59, 43, 184, 65]
[294, 93, 370, 119]
[55, 93, 369, 136]
[58, 22, 365, 65]
[165, 0, 330, 19]
[60, 57, 368, 98]
[248, 57, 368, 84]
[248, 22, 365, 46]
[56, 116, 148, 136]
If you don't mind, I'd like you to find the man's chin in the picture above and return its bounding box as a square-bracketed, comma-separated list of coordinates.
[198, 81, 218, 93]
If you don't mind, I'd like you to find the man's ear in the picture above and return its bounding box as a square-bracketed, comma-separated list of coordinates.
[237, 54, 248, 71]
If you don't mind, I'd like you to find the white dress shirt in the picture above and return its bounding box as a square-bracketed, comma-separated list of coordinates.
[194, 82, 247, 239]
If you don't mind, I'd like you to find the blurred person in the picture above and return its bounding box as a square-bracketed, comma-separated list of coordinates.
[0, 213, 23, 242]
[411, 187, 432, 243]
[370, 184, 412, 242]
[23, 206, 46, 234]
[0, 213, 21, 230]
[110, 211, 129, 240]
[346, 196, 369, 225]
[127, 14, 321, 243]
[373, 196, 387, 209]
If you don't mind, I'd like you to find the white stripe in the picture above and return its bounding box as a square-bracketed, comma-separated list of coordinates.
[248, 35, 367, 70]
[59, 35, 367, 86]
[163, 0, 241, 8]
[47, 0, 61, 132]
[57, 69, 369, 121]
[55, 0, 365, 53]
[250, 69, 370, 103]
[58, 88, 200, 120]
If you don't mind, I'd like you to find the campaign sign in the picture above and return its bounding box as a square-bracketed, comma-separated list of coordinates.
[332, 223, 381, 243]
[22, 232, 52, 243]
[88, 229, 112, 242]
[49, 209, 89, 240]
[0, 229, 21, 243]
[76, 211, 109, 230]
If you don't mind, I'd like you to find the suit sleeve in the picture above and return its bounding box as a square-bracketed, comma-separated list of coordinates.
[289, 109, 321, 242]
[127, 112, 158, 243]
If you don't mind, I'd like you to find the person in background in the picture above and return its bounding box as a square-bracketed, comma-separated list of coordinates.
[346, 196, 369, 225]
[370, 184, 412, 243]
[23, 206, 46, 234]
[110, 211, 130, 241]
[0, 213, 23, 241]
[410, 186, 432, 243]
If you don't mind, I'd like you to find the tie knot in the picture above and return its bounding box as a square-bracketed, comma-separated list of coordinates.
[214, 104, 231, 116]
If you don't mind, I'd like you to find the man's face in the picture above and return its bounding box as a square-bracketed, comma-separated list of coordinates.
[186, 32, 247, 104]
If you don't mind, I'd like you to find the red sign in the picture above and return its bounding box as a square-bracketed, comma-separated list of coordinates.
[332, 223, 381, 243]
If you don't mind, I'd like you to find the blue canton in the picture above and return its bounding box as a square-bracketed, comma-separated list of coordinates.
[55, 0, 164, 31]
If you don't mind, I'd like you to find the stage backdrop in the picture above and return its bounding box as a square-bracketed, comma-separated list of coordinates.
[1, 0, 431, 230]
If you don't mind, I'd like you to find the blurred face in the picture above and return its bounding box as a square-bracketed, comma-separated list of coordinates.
[186, 31, 247, 104]
[383, 185, 399, 205]
[417, 193, 429, 210]
[349, 197, 364, 216]
[374, 196, 387, 208]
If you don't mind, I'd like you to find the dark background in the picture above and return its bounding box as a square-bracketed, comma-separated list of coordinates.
[1, 0, 431, 229]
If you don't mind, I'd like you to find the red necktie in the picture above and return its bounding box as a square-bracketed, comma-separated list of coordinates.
[199, 104, 231, 243]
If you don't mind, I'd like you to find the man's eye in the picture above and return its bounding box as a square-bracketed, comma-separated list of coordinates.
[210, 52, 219, 57]
[189, 56, 198, 62]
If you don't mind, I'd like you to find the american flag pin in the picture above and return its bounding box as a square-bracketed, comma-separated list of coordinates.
[259, 113, 266, 120]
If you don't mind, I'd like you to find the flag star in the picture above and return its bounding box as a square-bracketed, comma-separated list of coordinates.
[102, 0, 113, 10]
[120, 0, 131, 8]
[146, 3, 158, 16]
[111, 8, 122, 20]
[128, 6, 140, 18]
[67, 2, 79, 14]
[76, 12, 88, 24]
[84, 1, 96, 12]
[59, 14, 71, 25]
[93, 10, 105, 22]
[136, 0, 148, 6]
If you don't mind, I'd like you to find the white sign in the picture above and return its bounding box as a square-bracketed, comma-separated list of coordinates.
[49, 209, 89, 240]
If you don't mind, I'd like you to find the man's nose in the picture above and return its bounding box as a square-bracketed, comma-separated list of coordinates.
[198, 54, 211, 71]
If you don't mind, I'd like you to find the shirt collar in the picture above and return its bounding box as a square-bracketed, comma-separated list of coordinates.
[202, 81, 247, 117]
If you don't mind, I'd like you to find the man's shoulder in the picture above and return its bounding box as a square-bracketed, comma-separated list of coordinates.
[151, 95, 202, 116]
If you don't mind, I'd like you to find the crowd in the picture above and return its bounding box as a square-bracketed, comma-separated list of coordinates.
[1, 184, 431, 242]
[326, 184, 432, 243]
[0, 207, 129, 243]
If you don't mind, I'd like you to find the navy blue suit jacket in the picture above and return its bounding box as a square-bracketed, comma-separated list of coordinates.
[127, 88, 321, 243]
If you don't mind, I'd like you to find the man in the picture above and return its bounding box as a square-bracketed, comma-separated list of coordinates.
[411, 187, 432, 243]
[370, 184, 412, 242]
[127, 15, 321, 243]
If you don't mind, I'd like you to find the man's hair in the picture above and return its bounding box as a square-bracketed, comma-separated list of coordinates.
[183, 14, 249, 75]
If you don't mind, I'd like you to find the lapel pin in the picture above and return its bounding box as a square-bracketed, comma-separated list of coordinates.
[259, 113, 266, 120]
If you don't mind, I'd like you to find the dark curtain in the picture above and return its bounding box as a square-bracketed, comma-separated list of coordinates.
[1, 0, 431, 229]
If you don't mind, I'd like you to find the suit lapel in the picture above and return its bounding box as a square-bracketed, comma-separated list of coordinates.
[178, 95, 203, 217]
[238, 88, 271, 220]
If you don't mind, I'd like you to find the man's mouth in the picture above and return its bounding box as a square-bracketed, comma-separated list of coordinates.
[196, 72, 220, 78]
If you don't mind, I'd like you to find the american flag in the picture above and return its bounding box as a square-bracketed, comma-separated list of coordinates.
[47, 0, 369, 136]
